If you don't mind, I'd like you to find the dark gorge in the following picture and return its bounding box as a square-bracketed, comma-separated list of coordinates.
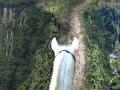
[0, 2, 58, 90]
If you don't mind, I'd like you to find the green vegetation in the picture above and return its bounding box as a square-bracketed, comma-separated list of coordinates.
[0, 0, 120, 90]
[0, 0, 36, 5]
[0, 5, 58, 90]
[84, 3, 120, 90]
[0, 0, 22, 4]
[41, 0, 84, 19]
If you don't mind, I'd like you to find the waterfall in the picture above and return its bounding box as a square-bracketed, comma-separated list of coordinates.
[0, 3, 35, 56]
[9, 8, 14, 55]
[109, 51, 119, 86]
[109, 22, 120, 87]
[5, 30, 9, 56]
[2, 7, 7, 23]
[9, 8, 14, 21]
[1, 7, 15, 56]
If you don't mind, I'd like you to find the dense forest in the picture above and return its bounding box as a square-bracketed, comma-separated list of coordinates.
[0, 0, 120, 90]
[0, 1, 59, 90]
[84, 3, 120, 89]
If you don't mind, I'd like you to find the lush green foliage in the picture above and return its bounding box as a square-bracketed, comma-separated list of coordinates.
[0, 0, 81, 89]
[41, 0, 84, 19]
[0, 0, 22, 4]
[0, 0, 120, 90]
[0, 0, 36, 5]
[0, 5, 58, 90]
[84, 3, 120, 90]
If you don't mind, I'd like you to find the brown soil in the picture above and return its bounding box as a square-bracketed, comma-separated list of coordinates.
[68, 4, 86, 90]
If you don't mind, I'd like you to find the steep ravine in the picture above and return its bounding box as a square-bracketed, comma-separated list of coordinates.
[0, 3, 57, 89]
[0, 3, 34, 57]
[68, 4, 85, 90]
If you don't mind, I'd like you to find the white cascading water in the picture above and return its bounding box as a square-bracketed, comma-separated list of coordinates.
[2, 7, 14, 56]
[2, 7, 7, 23]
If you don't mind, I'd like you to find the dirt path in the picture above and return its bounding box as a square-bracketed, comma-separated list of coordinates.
[68, 4, 86, 90]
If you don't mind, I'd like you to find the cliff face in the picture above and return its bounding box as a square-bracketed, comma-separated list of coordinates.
[0, 2, 58, 90]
